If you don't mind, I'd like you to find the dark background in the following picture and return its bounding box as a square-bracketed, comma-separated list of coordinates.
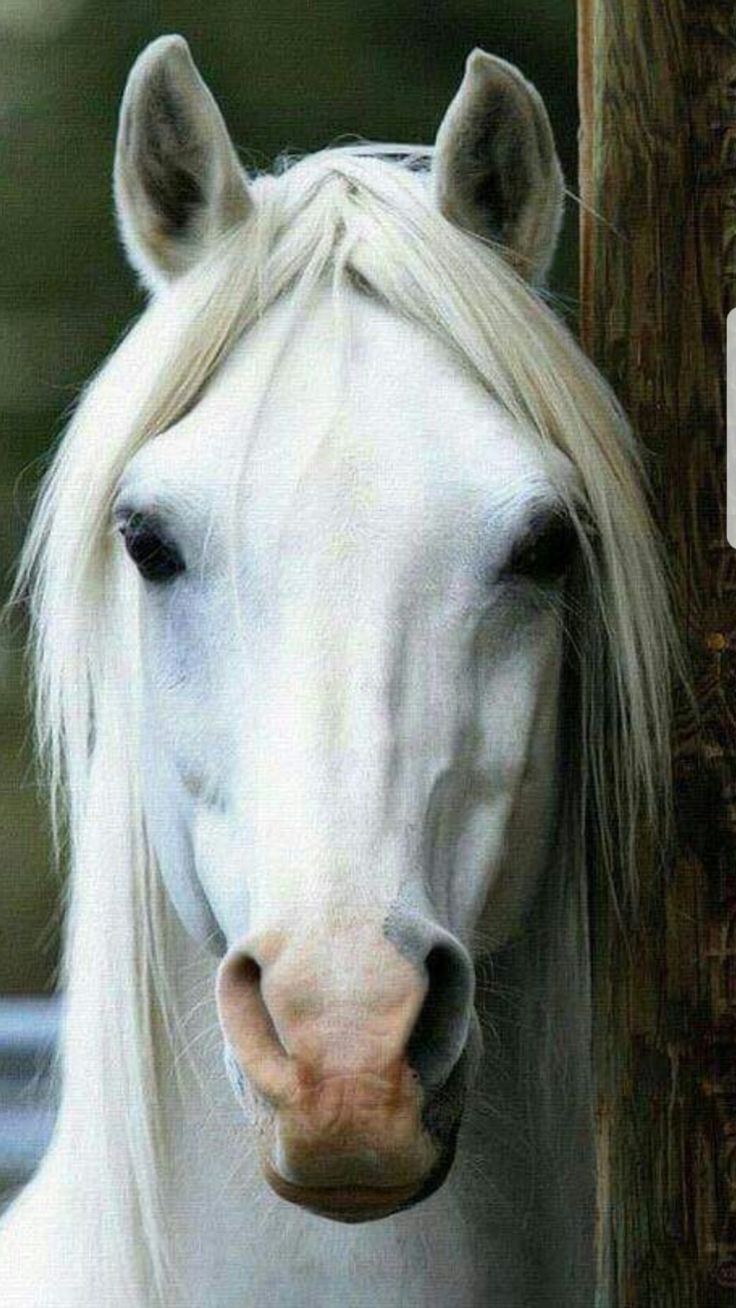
[0, 0, 578, 992]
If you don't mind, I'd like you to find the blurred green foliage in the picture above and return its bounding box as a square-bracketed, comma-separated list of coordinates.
[0, 0, 578, 992]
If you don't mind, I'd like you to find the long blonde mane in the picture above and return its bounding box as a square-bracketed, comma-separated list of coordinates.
[14, 147, 678, 1305]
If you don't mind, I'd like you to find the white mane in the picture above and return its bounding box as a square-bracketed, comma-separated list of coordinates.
[12, 147, 678, 1304]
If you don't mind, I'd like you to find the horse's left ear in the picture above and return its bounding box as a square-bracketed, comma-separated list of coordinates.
[114, 35, 253, 292]
[432, 50, 564, 284]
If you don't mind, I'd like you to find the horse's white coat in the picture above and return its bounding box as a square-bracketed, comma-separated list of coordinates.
[123, 291, 572, 953]
[0, 37, 678, 1308]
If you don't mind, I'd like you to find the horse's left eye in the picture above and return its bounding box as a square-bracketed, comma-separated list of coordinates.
[507, 516, 579, 585]
[119, 515, 185, 583]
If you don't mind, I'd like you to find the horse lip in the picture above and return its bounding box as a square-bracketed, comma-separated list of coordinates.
[262, 1129, 459, 1224]
[263, 1161, 422, 1222]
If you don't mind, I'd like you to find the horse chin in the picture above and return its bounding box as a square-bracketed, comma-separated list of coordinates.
[261, 1132, 459, 1223]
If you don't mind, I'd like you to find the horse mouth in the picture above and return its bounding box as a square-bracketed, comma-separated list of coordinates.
[262, 1133, 458, 1223]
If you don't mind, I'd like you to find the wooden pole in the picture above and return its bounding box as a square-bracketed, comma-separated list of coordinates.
[578, 2, 736, 1304]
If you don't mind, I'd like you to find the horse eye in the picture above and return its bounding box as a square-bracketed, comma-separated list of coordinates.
[119, 514, 185, 583]
[508, 515, 578, 584]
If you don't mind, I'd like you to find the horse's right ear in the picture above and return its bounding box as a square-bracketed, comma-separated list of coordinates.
[114, 35, 252, 292]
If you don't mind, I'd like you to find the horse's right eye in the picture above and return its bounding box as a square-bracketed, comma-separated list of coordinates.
[119, 514, 185, 583]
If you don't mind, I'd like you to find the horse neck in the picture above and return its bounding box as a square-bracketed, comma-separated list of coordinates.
[163, 853, 595, 1308]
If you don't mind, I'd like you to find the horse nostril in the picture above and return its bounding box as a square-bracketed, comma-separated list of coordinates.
[217, 949, 292, 1098]
[407, 941, 475, 1091]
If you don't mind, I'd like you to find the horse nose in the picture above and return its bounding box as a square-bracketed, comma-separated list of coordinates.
[217, 919, 474, 1207]
[216, 915, 475, 1105]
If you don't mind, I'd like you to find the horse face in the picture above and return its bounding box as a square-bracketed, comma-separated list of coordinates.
[107, 34, 572, 1223]
[115, 287, 578, 1221]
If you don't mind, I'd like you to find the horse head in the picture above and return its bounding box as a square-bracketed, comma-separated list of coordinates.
[110, 37, 572, 1223]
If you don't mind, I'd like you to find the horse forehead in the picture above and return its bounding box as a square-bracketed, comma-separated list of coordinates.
[125, 290, 559, 524]
[240, 292, 550, 486]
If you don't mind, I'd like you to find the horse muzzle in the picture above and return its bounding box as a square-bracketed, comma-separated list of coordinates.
[261, 1061, 442, 1221]
[216, 918, 474, 1221]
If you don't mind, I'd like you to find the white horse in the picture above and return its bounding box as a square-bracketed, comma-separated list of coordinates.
[1, 36, 677, 1308]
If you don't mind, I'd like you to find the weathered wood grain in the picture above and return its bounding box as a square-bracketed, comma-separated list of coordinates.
[578, 1, 736, 1303]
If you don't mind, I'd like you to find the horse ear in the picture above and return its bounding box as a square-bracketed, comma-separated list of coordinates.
[114, 35, 252, 291]
[432, 49, 564, 284]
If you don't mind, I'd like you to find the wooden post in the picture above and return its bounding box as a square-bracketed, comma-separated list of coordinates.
[578, 2, 736, 1304]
